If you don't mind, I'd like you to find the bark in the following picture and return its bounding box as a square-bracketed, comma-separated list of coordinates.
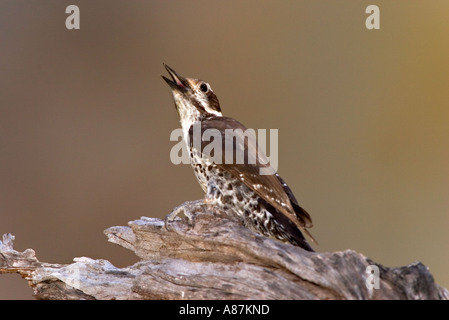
[1, 210, 447, 300]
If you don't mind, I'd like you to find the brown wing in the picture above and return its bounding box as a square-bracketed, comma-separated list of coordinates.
[275, 173, 313, 228]
[190, 116, 313, 234]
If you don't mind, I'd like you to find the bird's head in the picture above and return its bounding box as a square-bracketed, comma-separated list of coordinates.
[162, 64, 222, 124]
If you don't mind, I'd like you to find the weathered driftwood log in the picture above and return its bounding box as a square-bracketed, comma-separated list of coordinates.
[1, 209, 448, 300]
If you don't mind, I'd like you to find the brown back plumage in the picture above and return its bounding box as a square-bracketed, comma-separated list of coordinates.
[189, 116, 316, 243]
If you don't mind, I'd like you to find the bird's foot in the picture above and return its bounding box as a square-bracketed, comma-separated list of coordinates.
[165, 199, 206, 228]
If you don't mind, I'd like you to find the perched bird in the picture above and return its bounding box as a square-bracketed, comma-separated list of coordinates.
[162, 64, 316, 251]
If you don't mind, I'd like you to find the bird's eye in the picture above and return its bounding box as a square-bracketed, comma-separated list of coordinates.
[199, 83, 208, 93]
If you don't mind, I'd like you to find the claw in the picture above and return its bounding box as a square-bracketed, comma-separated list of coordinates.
[165, 200, 206, 228]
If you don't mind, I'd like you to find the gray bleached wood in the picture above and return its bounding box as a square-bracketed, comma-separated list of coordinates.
[1, 210, 448, 300]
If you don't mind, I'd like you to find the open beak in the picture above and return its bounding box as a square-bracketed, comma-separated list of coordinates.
[161, 64, 188, 91]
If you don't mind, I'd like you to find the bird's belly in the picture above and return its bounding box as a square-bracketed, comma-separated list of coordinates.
[205, 168, 262, 220]
[189, 147, 212, 193]
[189, 148, 274, 231]
[189, 151, 305, 246]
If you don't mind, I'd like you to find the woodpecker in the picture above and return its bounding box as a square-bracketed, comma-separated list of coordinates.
[162, 64, 316, 251]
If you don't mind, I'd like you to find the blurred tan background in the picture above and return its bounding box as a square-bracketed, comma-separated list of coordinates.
[1, 1, 448, 299]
